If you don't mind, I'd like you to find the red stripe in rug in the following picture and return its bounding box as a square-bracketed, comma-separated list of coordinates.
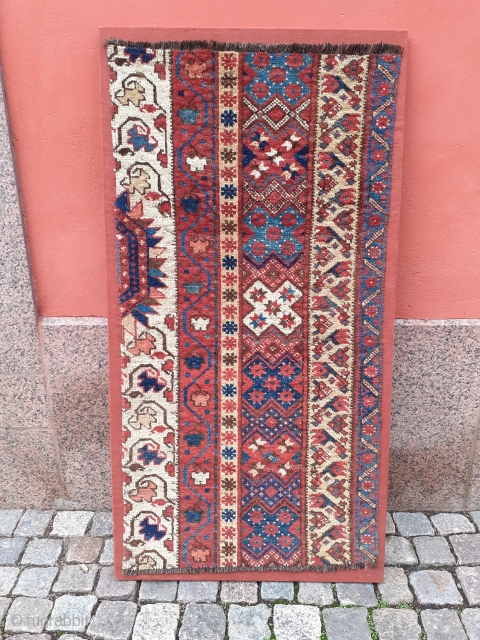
[172, 49, 218, 570]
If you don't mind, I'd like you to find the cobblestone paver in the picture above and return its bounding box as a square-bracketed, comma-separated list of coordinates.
[50, 511, 94, 537]
[385, 536, 418, 565]
[457, 566, 480, 605]
[179, 603, 225, 640]
[53, 564, 98, 594]
[385, 512, 396, 534]
[373, 608, 421, 640]
[90, 512, 113, 537]
[273, 604, 322, 640]
[431, 513, 475, 535]
[421, 608, 468, 640]
[0, 538, 27, 565]
[0, 596, 10, 622]
[99, 538, 113, 565]
[393, 512, 434, 537]
[0, 567, 19, 596]
[138, 579, 177, 602]
[377, 567, 413, 604]
[0, 510, 23, 536]
[46, 594, 97, 633]
[132, 602, 179, 640]
[14, 510, 54, 538]
[177, 580, 218, 603]
[5, 634, 52, 640]
[228, 603, 270, 640]
[4, 597, 52, 634]
[410, 569, 463, 605]
[65, 536, 103, 563]
[87, 599, 136, 640]
[323, 607, 371, 640]
[220, 581, 257, 603]
[260, 581, 293, 601]
[297, 581, 334, 605]
[12, 567, 58, 598]
[463, 609, 480, 640]
[1, 508, 480, 638]
[95, 566, 136, 600]
[336, 581, 377, 606]
[21, 539, 61, 566]
[413, 535, 456, 565]
[451, 534, 480, 564]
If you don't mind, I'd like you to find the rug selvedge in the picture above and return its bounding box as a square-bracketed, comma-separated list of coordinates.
[106, 42, 402, 575]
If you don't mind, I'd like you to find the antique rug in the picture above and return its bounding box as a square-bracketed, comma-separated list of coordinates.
[103, 35, 405, 580]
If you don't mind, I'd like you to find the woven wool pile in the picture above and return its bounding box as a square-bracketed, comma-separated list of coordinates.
[105, 40, 403, 579]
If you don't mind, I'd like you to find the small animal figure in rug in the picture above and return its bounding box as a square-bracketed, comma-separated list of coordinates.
[188, 234, 210, 255]
[186, 155, 208, 172]
[184, 58, 207, 79]
[121, 167, 150, 195]
[191, 469, 210, 485]
[128, 479, 157, 503]
[128, 405, 157, 430]
[191, 316, 210, 331]
[191, 388, 211, 407]
[164, 314, 175, 331]
[128, 332, 156, 356]
[115, 81, 145, 107]
[190, 544, 210, 563]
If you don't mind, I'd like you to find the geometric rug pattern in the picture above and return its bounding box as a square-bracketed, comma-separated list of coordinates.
[105, 40, 403, 577]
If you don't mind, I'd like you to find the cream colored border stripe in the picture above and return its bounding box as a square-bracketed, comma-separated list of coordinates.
[217, 51, 242, 568]
[108, 46, 180, 571]
[306, 55, 369, 565]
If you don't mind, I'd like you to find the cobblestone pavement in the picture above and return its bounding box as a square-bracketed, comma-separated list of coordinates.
[1, 509, 480, 639]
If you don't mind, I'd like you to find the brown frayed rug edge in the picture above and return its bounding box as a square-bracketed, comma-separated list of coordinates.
[105, 39, 402, 55]
[121, 561, 376, 577]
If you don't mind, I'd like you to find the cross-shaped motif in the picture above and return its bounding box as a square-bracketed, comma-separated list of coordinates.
[243, 279, 302, 336]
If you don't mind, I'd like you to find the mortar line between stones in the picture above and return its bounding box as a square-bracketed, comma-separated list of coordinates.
[463, 407, 480, 509]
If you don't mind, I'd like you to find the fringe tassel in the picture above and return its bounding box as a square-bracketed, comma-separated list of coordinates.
[106, 38, 402, 55]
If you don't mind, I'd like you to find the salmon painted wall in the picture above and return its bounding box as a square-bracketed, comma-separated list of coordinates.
[0, 0, 479, 318]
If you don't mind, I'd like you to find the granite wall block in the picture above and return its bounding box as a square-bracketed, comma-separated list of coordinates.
[389, 320, 480, 511]
[0, 428, 62, 508]
[40, 318, 111, 510]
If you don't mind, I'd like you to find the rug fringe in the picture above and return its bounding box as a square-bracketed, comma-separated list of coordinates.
[121, 560, 375, 577]
[106, 39, 402, 55]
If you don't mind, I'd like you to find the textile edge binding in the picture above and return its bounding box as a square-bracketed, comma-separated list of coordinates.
[105, 39, 402, 55]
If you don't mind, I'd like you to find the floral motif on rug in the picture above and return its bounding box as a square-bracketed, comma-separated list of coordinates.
[105, 40, 403, 576]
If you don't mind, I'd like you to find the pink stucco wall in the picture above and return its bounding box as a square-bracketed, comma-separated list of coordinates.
[0, 0, 479, 318]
